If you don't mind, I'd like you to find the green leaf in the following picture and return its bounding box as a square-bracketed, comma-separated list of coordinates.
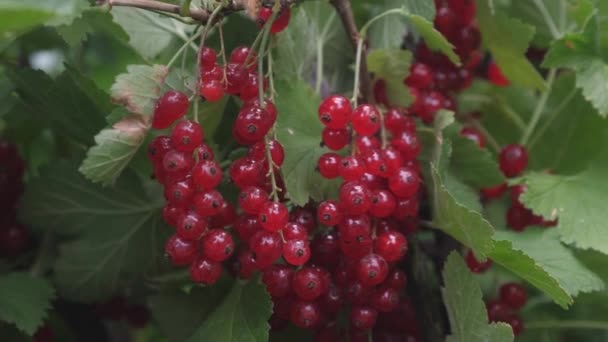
[187, 279, 272, 342]
[427, 111, 495, 259]
[7, 66, 109, 145]
[367, 48, 413, 106]
[19, 161, 167, 301]
[0, 0, 88, 35]
[111, 64, 169, 116]
[0, 273, 55, 335]
[476, 0, 546, 90]
[56, 8, 129, 47]
[111, 7, 193, 59]
[368, 0, 409, 49]
[148, 279, 232, 342]
[79, 115, 148, 185]
[404, 0, 436, 20]
[407, 14, 460, 65]
[275, 79, 341, 206]
[442, 252, 514, 342]
[274, 1, 352, 93]
[491, 229, 603, 308]
[519, 152, 608, 255]
[543, 14, 608, 116]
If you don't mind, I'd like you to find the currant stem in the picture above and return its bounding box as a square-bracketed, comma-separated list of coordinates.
[219, 23, 228, 84]
[527, 87, 577, 149]
[351, 37, 364, 107]
[166, 26, 202, 68]
[359, 8, 408, 36]
[520, 68, 556, 146]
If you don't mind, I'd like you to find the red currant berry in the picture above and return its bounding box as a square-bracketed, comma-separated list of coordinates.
[234, 106, 273, 143]
[224, 62, 247, 94]
[189, 257, 222, 285]
[392, 196, 419, 220]
[292, 267, 327, 300]
[258, 7, 291, 33]
[195, 143, 215, 161]
[321, 128, 349, 151]
[249, 230, 283, 269]
[238, 186, 269, 215]
[391, 130, 421, 161]
[356, 254, 389, 287]
[152, 91, 189, 129]
[465, 250, 492, 273]
[258, 201, 289, 232]
[202, 229, 235, 262]
[262, 264, 294, 298]
[162, 149, 193, 175]
[171, 120, 204, 152]
[317, 153, 341, 179]
[352, 104, 381, 136]
[283, 222, 308, 240]
[506, 204, 532, 231]
[200, 79, 225, 102]
[290, 300, 321, 329]
[310, 232, 340, 269]
[406, 62, 434, 89]
[499, 144, 528, 177]
[283, 239, 311, 266]
[374, 79, 389, 106]
[350, 306, 378, 330]
[230, 46, 255, 65]
[486, 299, 512, 322]
[419, 91, 445, 124]
[385, 269, 407, 290]
[209, 202, 237, 228]
[317, 200, 342, 226]
[201, 63, 222, 82]
[499, 283, 528, 310]
[388, 167, 419, 198]
[505, 315, 524, 336]
[162, 203, 185, 227]
[193, 190, 225, 217]
[289, 207, 317, 233]
[239, 71, 267, 101]
[339, 156, 366, 182]
[192, 160, 223, 191]
[369, 189, 397, 218]
[381, 147, 404, 174]
[233, 214, 262, 242]
[147, 136, 173, 164]
[165, 234, 197, 266]
[176, 211, 208, 241]
[163, 178, 194, 207]
[434, 5, 457, 35]
[229, 157, 265, 189]
[460, 127, 486, 148]
[481, 183, 507, 200]
[375, 231, 408, 261]
[384, 108, 415, 135]
[318, 95, 352, 129]
[487, 61, 510, 87]
[199, 46, 217, 68]
[339, 181, 372, 215]
[371, 287, 400, 313]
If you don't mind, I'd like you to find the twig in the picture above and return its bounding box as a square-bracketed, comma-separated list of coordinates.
[520, 68, 556, 145]
[329, 0, 372, 102]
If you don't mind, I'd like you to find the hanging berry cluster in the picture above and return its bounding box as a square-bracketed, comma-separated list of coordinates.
[0, 138, 29, 258]
[486, 283, 528, 336]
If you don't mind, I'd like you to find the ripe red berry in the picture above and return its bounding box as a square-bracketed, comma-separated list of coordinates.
[200, 79, 225, 102]
[392, 196, 419, 220]
[152, 91, 189, 129]
[352, 104, 381, 136]
[234, 106, 273, 143]
[202, 229, 235, 262]
[163, 178, 194, 207]
[283, 239, 311, 266]
[419, 91, 445, 123]
[317, 200, 342, 226]
[350, 306, 378, 330]
[391, 130, 421, 161]
[199, 46, 217, 68]
[170, 120, 204, 152]
[262, 264, 294, 298]
[317, 153, 341, 179]
[283, 222, 308, 240]
[147, 136, 173, 164]
[460, 127, 486, 148]
[434, 5, 457, 35]
[290, 300, 321, 329]
[385, 269, 407, 290]
[240, 71, 267, 101]
[292, 267, 327, 300]
[162, 203, 185, 227]
[480, 183, 507, 200]
[499, 144, 528, 177]
[375, 231, 408, 261]
[176, 211, 208, 241]
[388, 167, 419, 198]
[238, 186, 268, 215]
[486, 299, 512, 322]
[224, 63, 247, 94]
[258, 7, 291, 33]
[371, 287, 400, 312]
[310, 232, 340, 269]
[192, 160, 223, 191]
[506, 204, 533, 231]
[164, 234, 197, 266]
[487, 61, 510, 87]
[339, 181, 372, 215]
[229, 157, 265, 189]
[318, 95, 352, 129]
[465, 250, 492, 273]
[505, 315, 524, 336]
[339, 156, 366, 182]
[356, 254, 389, 286]
[384, 108, 415, 135]
[406, 62, 434, 89]
[321, 128, 349, 151]
[499, 283, 528, 310]
[249, 230, 283, 268]
[162, 150, 193, 176]
[189, 257, 222, 285]
[258, 201, 289, 232]
[195, 144, 215, 161]
[230, 46, 255, 65]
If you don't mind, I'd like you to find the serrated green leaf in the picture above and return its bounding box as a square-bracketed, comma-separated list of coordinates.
[476, 0, 546, 90]
[7, 65, 108, 145]
[367, 48, 413, 106]
[19, 161, 167, 301]
[519, 152, 608, 255]
[111, 7, 193, 59]
[405, 0, 436, 20]
[0, 273, 55, 335]
[368, 0, 409, 49]
[79, 115, 148, 185]
[407, 14, 460, 65]
[0, 0, 88, 34]
[442, 252, 514, 342]
[275, 79, 341, 206]
[56, 8, 129, 47]
[187, 280, 272, 342]
[111, 64, 169, 116]
[148, 279, 232, 342]
[274, 1, 352, 93]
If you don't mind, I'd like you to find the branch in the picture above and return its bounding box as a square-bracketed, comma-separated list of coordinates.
[329, 0, 372, 103]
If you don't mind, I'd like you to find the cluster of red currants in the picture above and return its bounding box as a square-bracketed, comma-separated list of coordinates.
[486, 283, 528, 336]
[0, 138, 29, 258]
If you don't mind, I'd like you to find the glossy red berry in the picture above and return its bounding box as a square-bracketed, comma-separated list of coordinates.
[176, 211, 208, 241]
[290, 300, 321, 329]
[505, 315, 524, 336]
[406, 62, 434, 89]
[238, 186, 269, 215]
[487, 61, 510, 87]
[162, 150, 193, 175]
[165, 234, 197, 266]
[199, 46, 217, 68]
[375, 231, 408, 261]
[339, 181, 372, 215]
[162, 203, 185, 227]
[224, 63, 247, 94]
[192, 160, 222, 191]
[163, 178, 194, 207]
[258, 7, 291, 33]
[419, 91, 445, 123]
[229, 157, 265, 189]
[292, 267, 327, 300]
[152, 91, 189, 129]
[195, 144, 215, 161]
[350, 306, 378, 330]
[392, 197, 419, 220]
[317, 200, 342, 226]
[310, 232, 340, 269]
[486, 300, 512, 322]
[465, 250, 492, 273]
[381, 147, 404, 174]
[200, 79, 225, 102]
[259, 201, 289, 232]
[384, 109, 415, 135]
[283, 239, 311, 266]
[234, 106, 273, 143]
[370, 189, 397, 218]
[317, 153, 341, 179]
[499, 144, 528, 177]
[147, 136, 173, 164]
[385, 269, 407, 290]
[499, 283, 528, 310]
[352, 104, 381, 136]
[249, 230, 283, 268]
[391, 130, 421, 161]
[434, 5, 458, 35]
[233, 214, 262, 242]
[318, 95, 352, 129]
[371, 287, 400, 312]
[262, 264, 294, 298]
[240, 71, 267, 101]
[283, 222, 308, 240]
[388, 167, 419, 198]
[356, 254, 389, 286]
[230, 46, 255, 65]
[339, 156, 366, 182]
[189, 257, 222, 285]
[170, 120, 204, 152]
[202, 229, 235, 262]
[322, 128, 349, 151]
[506, 204, 532, 232]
